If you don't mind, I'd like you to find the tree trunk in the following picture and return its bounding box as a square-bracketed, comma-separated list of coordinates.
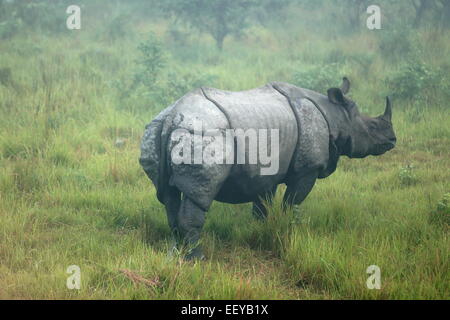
[413, 0, 429, 28]
[216, 35, 225, 51]
[440, 0, 450, 29]
[346, 0, 365, 32]
[213, 8, 228, 51]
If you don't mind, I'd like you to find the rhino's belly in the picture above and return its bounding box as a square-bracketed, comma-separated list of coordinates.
[214, 170, 285, 204]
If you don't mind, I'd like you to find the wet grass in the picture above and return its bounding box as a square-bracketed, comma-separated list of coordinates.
[0, 15, 449, 299]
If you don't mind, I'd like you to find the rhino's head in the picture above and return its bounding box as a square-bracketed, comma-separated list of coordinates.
[327, 78, 396, 158]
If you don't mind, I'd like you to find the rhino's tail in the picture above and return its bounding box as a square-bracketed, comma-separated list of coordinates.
[139, 106, 175, 204]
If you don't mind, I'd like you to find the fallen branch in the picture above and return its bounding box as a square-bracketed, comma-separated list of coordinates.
[119, 269, 160, 288]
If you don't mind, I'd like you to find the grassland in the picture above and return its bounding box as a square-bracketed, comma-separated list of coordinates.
[0, 8, 449, 299]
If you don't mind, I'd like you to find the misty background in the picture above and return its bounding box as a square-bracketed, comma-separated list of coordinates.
[1, 0, 450, 116]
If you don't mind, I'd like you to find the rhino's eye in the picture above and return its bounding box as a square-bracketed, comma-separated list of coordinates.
[369, 122, 378, 130]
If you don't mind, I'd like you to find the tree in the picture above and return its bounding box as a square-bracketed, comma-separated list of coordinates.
[438, 0, 450, 29]
[345, 0, 368, 31]
[343, 0, 371, 31]
[158, 0, 265, 50]
[252, 0, 294, 26]
[411, 0, 436, 27]
[409, 0, 450, 29]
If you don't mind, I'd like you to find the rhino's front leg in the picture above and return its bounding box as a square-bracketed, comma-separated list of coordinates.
[252, 185, 278, 219]
[176, 196, 206, 260]
[283, 171, 318, 209]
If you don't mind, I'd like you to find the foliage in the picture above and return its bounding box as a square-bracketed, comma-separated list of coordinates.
[115, 33, 216, 112]
[430, 193, 450, 227]
[398, 164, 418, 186]
[158, 0, 268, 50]
[0, 67, 12, 86]
[134, 33, 167, 90]
[163, 71, 216, 104]
[103, 13, 133, 42]
[0, 15, 22, 40]
[378, 29, 416, 62]
[386, 60, 450, 101]
[291, 63, 346, 93]
[1, 0, 68, 35]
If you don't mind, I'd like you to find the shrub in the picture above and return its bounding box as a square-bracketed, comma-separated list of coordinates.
[16, 1, 66, 34]
[347, 52, 375, 76]
[134, 33, 167, 90]
[378, 29, 415, 62]
[0, 67, 13, 87]
[398, 164, 418, 186]
[292, 63, 346, 93]
[386, 60, 450, 102]
[429, 193, 450, 227]
[103, 13, 133, 42]
[0, 1, 67, 37]
[123, 33, 216, 111]
[162, 71, 216, 104]
[80, 49, 121, 72]
[0, 17, 22, 40]
[166, 26, 192, 47]
[325, 49, 348, 64]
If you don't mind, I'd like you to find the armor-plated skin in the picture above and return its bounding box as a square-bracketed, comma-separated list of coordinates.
[140, 78, 397, 259]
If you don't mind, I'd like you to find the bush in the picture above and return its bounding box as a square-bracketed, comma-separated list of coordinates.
[163, 71, 217, 104]
[17, 1, 67, 34]
[103, 13, 133, 42]
[134, 33, 167, 89]
[429, 193, 450, 227]
[292, 63, 346, 93]
[398, 164, 418, 186]
[80, 49, 121, 73]
[325, 49, 347, 64]
[0, 1, 67, 37]
[166, 25, 192, 47]
[386, 60, 450, 102]
[0, 67, 13, 87]
[111, 32, 217, 113]
[378, 29, 415, 62]
[0, 17, 22, 40]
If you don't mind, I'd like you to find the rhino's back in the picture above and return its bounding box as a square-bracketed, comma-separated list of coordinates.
[201, 85, 296, 132]
[201, 85, 299, 202]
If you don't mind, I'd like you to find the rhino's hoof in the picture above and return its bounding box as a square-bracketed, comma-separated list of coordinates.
[168, 244, 180, 258]
[184, 247, 205, 261]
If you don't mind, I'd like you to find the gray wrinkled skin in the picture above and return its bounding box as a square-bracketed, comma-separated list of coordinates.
[139, 78, 397, 260]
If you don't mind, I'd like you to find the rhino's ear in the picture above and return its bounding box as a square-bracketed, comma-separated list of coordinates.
[341, 77, 350, 95]
[327, 88, 346, 105]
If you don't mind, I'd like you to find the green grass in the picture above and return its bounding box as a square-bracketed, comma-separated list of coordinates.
[0, 13, 449, 299]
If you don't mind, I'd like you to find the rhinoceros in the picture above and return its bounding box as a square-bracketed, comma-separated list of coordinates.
[139, 78, 396, 259]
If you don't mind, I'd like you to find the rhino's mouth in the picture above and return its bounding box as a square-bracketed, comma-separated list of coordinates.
[383, 141, 396, 150]
[373, 142, 395, 155]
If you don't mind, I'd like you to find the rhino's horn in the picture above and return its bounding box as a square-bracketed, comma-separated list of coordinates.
[383, 96, 392, 121]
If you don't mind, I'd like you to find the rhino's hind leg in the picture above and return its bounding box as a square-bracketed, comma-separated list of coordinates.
[252, 185, 278, 219]
[176, 196, 206, 260]
[163, 186, 181, 250]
